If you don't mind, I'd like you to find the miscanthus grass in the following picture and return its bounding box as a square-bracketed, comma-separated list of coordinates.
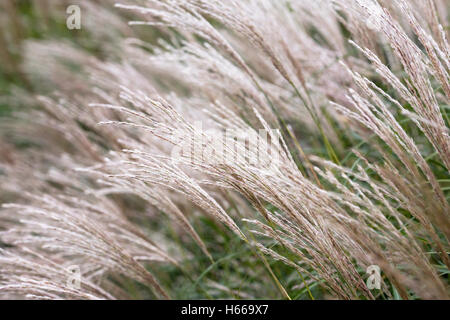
[0, 0, 449, 300]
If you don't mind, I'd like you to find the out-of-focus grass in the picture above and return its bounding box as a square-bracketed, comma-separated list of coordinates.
[1, 1, 305, 300]
[0, 1, 72, 114]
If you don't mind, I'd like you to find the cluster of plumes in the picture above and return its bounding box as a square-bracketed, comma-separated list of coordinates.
[0, 0, 449, 299]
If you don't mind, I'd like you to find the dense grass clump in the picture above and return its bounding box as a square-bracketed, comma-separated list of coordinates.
[0, 0, 449, 300]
